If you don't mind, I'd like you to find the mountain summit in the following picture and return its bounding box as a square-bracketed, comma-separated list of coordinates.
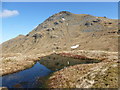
[1, 11, 118, 54]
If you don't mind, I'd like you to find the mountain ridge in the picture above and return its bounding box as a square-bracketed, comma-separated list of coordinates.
[1, 11, 118, 54]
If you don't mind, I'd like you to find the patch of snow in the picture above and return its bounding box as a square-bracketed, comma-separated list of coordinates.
[71, 45, 79, 49]
[62, 18, 65, 21]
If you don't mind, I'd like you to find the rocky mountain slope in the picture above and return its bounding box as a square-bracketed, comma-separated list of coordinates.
[1, 11, 118, 55]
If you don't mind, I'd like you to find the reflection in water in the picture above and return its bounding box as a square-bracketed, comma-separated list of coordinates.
[1, 62, 52, 88]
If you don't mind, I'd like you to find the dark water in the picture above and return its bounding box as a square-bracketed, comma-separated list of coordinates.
[0, 62, 52, 88]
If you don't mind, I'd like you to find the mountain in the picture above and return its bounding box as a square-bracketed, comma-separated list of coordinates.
[1, 11, 118, 55]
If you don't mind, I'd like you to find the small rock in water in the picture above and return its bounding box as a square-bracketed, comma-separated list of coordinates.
[67, 61, 70, 65]
[13, 84, 22, 88]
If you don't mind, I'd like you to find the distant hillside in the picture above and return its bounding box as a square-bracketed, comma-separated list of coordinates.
[1, 11, 118, 54]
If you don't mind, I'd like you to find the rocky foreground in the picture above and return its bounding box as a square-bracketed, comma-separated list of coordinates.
[0, 50, 119, 88]
[41, 50, 118, 88]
